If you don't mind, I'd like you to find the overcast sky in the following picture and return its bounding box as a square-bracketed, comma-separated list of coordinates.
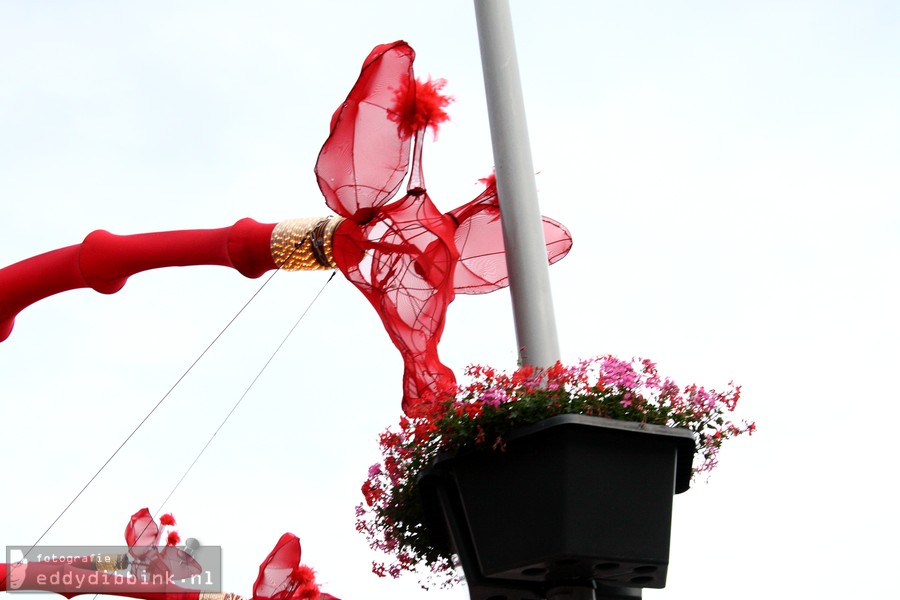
[1, 2, 898, 599]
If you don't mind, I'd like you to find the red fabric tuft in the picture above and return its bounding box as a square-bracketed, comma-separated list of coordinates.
[160, 514, 176, 527]
[167, 532, 181, 546]
[291, 567, 320, 600]
[292, 565, 315, 585]
[391, 77, 453, 138]
[414, 77, 453, 136]
[293, 581, 320, 600]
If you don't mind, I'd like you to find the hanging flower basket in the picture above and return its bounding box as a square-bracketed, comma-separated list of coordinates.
[418, 414, 695, 598]
[357, 356, 755, 595]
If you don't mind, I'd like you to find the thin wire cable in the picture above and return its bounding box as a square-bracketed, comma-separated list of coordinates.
[1, 264, 291, 586]
[77, 271, 336, 600]
[118, 240, 320, 556]
[153, 271, 336, 515]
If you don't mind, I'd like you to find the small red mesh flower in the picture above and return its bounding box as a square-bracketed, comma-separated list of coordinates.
[251, 533, 338, 600]
[125, 508, 200, 581]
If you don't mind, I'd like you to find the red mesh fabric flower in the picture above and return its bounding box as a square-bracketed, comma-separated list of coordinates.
[317, 41, 571, 416]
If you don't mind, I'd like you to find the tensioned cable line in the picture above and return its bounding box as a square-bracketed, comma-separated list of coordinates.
[83, 271, 336, 600]
[151, 270, 336, 517]
[2, 243, 324, 585]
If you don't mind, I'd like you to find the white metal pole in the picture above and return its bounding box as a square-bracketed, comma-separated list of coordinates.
[474, 0, 561, 368]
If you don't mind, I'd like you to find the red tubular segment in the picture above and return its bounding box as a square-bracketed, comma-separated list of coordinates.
[0, 219, 278, 342]
[0, 245, 85, 341]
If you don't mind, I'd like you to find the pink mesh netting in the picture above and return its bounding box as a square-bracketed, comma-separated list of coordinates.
[449, 177, 572, 295]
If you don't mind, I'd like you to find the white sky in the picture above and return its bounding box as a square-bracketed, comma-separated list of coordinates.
[1, 1, 898, 599]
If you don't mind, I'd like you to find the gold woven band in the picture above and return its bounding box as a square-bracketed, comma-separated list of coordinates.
[270, 217, 342, 271]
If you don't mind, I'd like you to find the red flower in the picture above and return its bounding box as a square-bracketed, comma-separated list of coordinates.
[361, 480, 384, 507]
[166, 531, 181, 546]
[159, 513, 176, 527]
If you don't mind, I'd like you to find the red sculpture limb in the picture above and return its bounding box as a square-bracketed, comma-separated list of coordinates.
[0, 244, 84, 341]
[333, 193, 459, 416]
[0, 219, 277, 343]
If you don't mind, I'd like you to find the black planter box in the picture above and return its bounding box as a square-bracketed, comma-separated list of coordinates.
[419, 415, 695, 600]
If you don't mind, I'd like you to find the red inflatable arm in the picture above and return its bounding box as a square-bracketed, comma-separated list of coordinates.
[0, 218, 322, 342]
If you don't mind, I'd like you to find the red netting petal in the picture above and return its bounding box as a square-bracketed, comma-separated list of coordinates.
[154, 545, 202, 579]
[252, 533, 303, 600]
[316, 41, 415, 223]
[450, 181, 573, 295]
[125, 508, 160, 560]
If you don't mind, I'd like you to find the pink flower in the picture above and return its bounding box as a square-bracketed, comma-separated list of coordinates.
[480, 389, 507, 407]
[600, 356, 640, 389]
